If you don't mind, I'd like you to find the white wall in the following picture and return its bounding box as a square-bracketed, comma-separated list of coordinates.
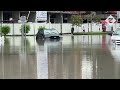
[1, 23, 120, 35]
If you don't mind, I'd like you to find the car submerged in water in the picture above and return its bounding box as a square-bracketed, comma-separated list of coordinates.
[36, 28, 61, 40]
[111, 27, 120, 45]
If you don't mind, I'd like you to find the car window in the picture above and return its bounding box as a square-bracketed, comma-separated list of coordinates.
[44, 29, 51, 33]
[113, 28, 120, 35]
[44, 29, 59, 33]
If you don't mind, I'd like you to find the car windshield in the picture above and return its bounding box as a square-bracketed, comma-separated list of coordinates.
[113, 28, 120, 35]
[45, 29, 59, 33]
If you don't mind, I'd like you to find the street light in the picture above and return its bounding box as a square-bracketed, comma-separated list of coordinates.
[9, 18, 14, 36]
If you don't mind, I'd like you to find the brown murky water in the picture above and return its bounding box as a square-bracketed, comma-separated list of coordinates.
[0, 35, 120, 79]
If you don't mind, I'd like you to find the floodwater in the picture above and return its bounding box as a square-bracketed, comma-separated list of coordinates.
[0, 35, 120, 79]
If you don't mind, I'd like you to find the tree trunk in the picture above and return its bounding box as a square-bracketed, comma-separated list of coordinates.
[88, 23, 89, 32]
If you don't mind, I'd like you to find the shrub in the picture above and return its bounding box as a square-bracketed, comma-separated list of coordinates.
[1, 25, 10, 36]
[38, 26, 46, 31]
[20, 24, 30, 34]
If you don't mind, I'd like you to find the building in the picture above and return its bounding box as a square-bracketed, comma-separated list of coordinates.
[0, 11, 82, 23]
[0, 11, 118, 23]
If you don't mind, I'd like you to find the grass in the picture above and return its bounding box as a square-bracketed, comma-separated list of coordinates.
[73, 32, 108, 35]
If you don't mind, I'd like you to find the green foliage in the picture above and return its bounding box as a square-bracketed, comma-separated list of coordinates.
[38, 26, 46, 31]
[71, 15, 82, 27]
[73, 32, 107, 35]
[92, 15, 101, 23]
[1, 25, 10, 36]
[87, 15, 101, 23]
[0, 26, 1, 33]
[20, 24, 30, 34]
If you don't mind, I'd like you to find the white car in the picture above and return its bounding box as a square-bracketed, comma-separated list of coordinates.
[111, 27, 120, 45]
[36, 28, 61, 39]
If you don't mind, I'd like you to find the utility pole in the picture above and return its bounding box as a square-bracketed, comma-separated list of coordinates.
[9, 18, 14, 36]
[0, 11, 3, 37]
[90, 12, 92, 32]
[60, 11, 63, 35]
[90, 11, 95, 32]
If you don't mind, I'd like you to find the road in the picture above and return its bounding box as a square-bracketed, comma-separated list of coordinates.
[0, 35, 120, 79]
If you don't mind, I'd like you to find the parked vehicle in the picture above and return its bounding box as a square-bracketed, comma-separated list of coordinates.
[36, 28, 61, 40]
[111, 27, 120, 45]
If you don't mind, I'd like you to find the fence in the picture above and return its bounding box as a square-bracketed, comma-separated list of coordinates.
[1, 23, 120, 35]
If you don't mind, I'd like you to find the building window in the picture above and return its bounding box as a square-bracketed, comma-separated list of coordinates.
[63, 18, 67, 23]
[3, 11, 12, 23]
[63, 14, 68, 23]
[50, 14, 56, 18]
[63, 14, 68, 18]
[50, 14, 56, 23]
[20, 12, 26, 16]
[50, 18, 54, 23]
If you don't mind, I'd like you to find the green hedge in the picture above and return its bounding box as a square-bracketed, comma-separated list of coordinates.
[0, 25, 10, 36]
[73, 32, 108, 35]
[20, 24, 30, 34]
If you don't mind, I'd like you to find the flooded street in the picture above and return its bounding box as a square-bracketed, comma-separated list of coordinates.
[0, 35, 120, 79]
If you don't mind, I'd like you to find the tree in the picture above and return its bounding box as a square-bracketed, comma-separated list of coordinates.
[92, 15, 101, 31]
[92, 15, 101, 23]
[71, 15, 83, 27]
[71, 15, 83, 33]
